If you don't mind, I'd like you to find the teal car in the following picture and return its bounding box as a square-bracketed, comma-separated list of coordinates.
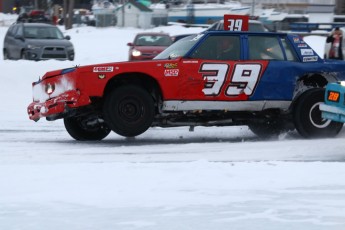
[320, 82, 345, 123]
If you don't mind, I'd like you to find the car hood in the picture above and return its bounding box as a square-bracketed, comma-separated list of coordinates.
[132, 46, 168, 53]
[26, 39, 73, 47]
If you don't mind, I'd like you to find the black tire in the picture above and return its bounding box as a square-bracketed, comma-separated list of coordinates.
[248, 120, 292, 138]
[64, 116, 111, 141]
[103, 85, 155, 137]
[293, 88, 343, 138]
[21, 51, 26, 60]
[3, 49, 8, 60]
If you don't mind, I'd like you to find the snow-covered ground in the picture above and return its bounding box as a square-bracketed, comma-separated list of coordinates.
[1, 13, 345, 230]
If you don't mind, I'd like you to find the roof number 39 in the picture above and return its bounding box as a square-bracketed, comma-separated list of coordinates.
[200, 63, 262, 97]
[226, 19, 243, 31]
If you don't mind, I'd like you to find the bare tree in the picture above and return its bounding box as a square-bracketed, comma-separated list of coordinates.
[63, 0, 75, 30]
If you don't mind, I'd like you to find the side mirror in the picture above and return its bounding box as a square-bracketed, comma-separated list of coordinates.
[65, 35, 71, 40]
[127, 42, 134, 46]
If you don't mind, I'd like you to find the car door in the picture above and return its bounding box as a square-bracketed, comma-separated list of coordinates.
[4, 25, 17, 58]
[245, 34, 299, 101]
[12, 24, 25, 59]
[177, 34, 268, 111]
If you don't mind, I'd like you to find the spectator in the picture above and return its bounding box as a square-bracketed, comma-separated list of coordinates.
[327, 27, 344, 60]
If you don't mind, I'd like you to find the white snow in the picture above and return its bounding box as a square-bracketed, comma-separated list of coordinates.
[1, 12, 345, 230]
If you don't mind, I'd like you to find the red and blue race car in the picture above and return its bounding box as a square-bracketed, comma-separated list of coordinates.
[27, 24, 345, 140]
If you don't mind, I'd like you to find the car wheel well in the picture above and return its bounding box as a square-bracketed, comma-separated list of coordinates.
[103, 73, 162, 109]
[299, 74, 328, 88]
[290, 74, 329, 111]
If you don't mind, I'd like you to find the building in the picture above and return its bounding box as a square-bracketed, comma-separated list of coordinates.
[241, 0, 336, 14]
[335, 0, 345, 14]
[116, 0, 153, 28]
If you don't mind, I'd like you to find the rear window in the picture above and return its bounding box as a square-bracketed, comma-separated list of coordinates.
[134, 35, 172, 46]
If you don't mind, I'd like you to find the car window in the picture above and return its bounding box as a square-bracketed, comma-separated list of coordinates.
[10, 25, 19, 37]
[6, 25, 14, 36]
[280, 38, 298, 61]
[135, 35, 172, 46]
[248, 36, 284, 60]
[190, 35, 240, 60]
[23, 26, 64, 39]
[208, 22, 219, 30]
[15, 25, 23, 37]
[154, 34, 203, 60]
[249, 23, 266, 32]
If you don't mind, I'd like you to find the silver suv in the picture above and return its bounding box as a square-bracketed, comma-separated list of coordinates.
[3, 22, 74, 61]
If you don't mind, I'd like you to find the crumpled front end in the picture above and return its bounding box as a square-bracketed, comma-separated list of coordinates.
[27, 67, 91, 121]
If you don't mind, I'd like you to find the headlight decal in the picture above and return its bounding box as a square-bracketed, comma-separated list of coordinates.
[33, 76, 76, 102]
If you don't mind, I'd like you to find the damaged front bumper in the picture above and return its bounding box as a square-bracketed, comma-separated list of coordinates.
[27, 90, 91, 121]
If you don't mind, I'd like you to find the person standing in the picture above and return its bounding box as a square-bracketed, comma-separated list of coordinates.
[327, 27, 344, 60]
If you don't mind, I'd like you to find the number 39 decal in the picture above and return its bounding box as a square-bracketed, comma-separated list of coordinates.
[200, 63, 262, 97]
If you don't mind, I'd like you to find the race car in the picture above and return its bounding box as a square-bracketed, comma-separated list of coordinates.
[27, 30, 345, 140]
[320, 82, 345, 123]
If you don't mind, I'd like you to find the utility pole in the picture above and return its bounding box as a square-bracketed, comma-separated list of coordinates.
[63, 0, 74, 29]
[122, 0, 125, 27]
[251, 0, 255, 16]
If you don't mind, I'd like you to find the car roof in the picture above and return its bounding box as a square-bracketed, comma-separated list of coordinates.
[202, 30, 287, 36]
[16, 22, 56, 27]
[217, 19, 263, 24]
[136, 32, 170, 36]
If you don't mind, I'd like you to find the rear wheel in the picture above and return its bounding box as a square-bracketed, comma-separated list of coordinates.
[293, 88, 343, 138]
[64, 116, 111, 141]
[103, 85, 155, 137]
[248, 120, 292, 138]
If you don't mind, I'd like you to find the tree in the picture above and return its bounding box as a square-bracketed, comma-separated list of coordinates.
[63, 0, 75, 30]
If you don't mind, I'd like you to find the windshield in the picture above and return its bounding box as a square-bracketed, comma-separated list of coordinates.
[24, 26, 65, 39]
[154, 34, 204, 60]
[134, 34, 172, 46]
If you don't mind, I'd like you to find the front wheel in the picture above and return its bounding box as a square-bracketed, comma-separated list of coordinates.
[3, 49, 9, 60]
[64, 116, 111, 141]
[103, 85, 155, 137]
[21, 51, 26, 60]
[293, 88, 343, 138]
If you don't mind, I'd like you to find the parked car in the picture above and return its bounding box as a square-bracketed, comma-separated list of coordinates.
[3, 22, 74, 61]
[127, 32, 173, 61]
[27, 30, 345, 140]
